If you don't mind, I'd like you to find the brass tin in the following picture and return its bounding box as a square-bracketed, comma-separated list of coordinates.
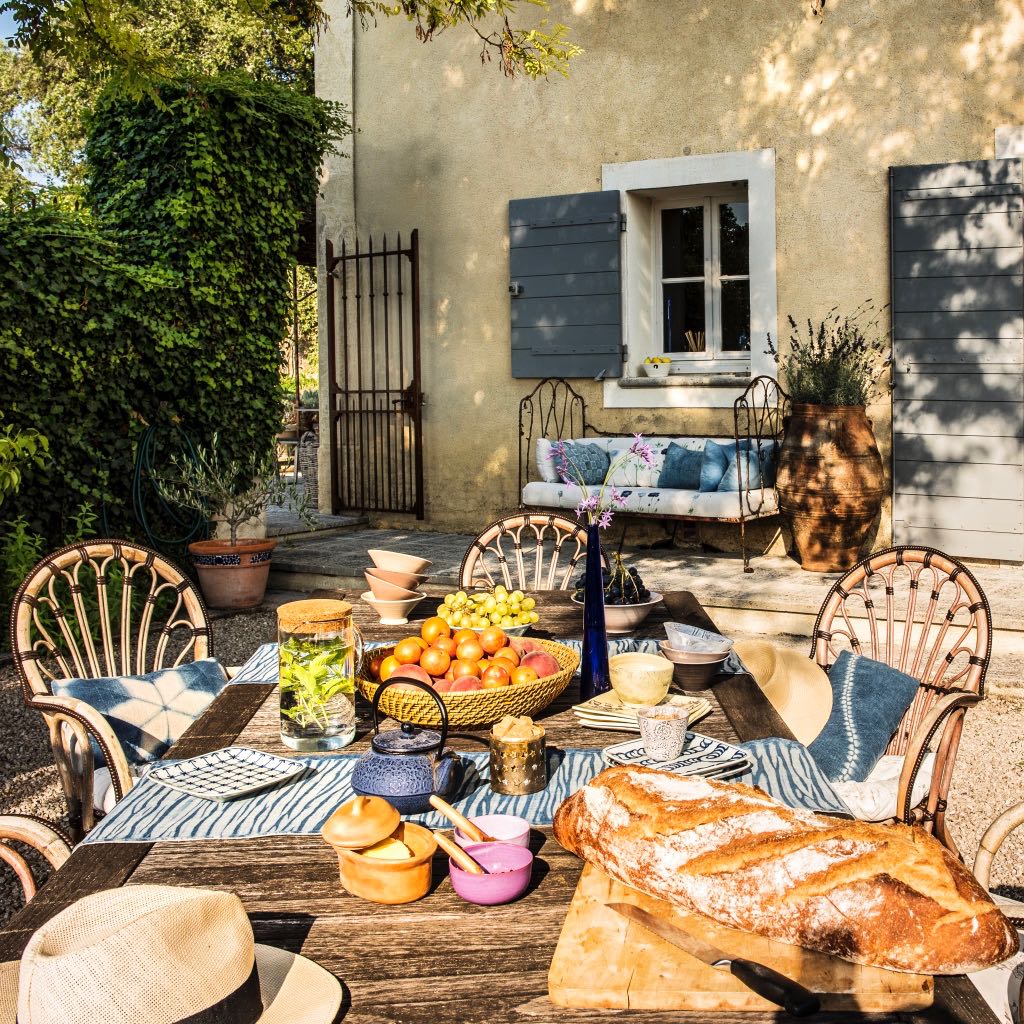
[489, 728, 547, 795]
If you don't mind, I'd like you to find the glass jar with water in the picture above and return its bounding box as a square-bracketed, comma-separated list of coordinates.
[278, 599, 362, 751]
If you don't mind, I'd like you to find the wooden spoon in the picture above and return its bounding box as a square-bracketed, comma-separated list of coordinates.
[433, 830, 487, 875]
[428, 795, 496, 843]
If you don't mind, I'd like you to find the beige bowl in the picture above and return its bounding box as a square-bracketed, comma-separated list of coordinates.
[365, 566, 429, 592]
[360, 591, 425, 626]
[363, 570, 421, 602]
[367, 549, 433, 575]
[659, 640, 731, 665]
[608, 652, 674, 707]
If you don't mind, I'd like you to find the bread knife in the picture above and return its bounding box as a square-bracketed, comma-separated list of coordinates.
[606, 902, 820, 1018]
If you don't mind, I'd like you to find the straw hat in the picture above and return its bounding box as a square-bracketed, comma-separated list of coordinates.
[0, 885, 341, 1024]
[733, 640, 833, 745]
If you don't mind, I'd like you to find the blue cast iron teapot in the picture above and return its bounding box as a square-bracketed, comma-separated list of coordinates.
[351, 678, 461, 814]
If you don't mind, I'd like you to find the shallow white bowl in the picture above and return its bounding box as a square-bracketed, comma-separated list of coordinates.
[572, 591, 663, 635]
[359, 590, 425, 626]
[367, 548, 433, 575]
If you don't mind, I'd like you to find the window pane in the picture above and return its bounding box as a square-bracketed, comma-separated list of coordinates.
[719, 201, 749, 276]
[721, 279, 750, 351]
[663, 282, 706, 352]
[661, 207, 704, 278]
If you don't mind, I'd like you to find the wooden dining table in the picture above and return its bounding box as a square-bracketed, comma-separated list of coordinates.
[0, 589, 1000, 1023]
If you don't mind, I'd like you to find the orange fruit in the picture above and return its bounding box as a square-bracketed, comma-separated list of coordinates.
[478, 626, 507, 655]
[492, 647, 519, 668]
[511, 665, 539, 686]
[420, 647, 451, 678]
[433, 635, 457, 656]
[481, 664, 510, 689]
[421, 616, 451, 644]
[451, 659, 482, 680]
[378, 655, 402, 681]
[452, 628, 477, 647]
[394, 638, 423, 665]
[455, 639, 484, 664]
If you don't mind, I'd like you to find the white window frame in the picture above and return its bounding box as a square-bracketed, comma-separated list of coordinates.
[601, 149, 777, 410]
[652, 186, 751, 369]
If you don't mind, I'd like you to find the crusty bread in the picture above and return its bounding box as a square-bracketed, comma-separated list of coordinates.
[553, 766, 1017, 974]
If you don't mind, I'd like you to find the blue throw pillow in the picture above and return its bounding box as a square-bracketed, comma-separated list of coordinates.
[658, 442, 703, 489]
[52, 658, 229, 767]
[808, 651, 920, 783]
[717, 440, 780, 491]
[738, 737, 852, 816]
[558, 442, 610, 486]
[698, 439, 732, 492]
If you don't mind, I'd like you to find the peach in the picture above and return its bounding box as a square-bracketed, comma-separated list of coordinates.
[510, 637, 543, 656]
[519, 651, 559, 680]
[448, 675, 483, 692]
[388, 664, 432, 690]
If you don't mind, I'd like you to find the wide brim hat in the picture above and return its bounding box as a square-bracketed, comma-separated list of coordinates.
[0, 885, 341, 1024]
[733, 639, 833, 745]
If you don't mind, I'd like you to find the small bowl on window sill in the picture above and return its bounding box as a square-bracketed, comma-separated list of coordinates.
[641, 362, 671, 379]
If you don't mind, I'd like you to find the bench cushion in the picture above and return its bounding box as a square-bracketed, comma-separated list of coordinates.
[536, 436, 721, 485]
[521, 480, 778, 520]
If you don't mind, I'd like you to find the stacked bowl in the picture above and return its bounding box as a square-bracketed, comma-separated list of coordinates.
[361, 549, 433, 625]
[659, 622, 733, 691]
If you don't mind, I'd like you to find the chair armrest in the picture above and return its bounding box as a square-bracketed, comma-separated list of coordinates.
[974, 801, 1024, 890]
[896, 689, 981, 825]
[0, 814, 72, 868]
[30, 693, 135, 806]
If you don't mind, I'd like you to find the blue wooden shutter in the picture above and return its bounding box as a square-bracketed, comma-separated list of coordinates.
[509, 191, 623, 379]
[890, 159, 1024, 561]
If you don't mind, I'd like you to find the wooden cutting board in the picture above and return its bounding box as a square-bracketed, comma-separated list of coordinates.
[548, 864, 934, 1012]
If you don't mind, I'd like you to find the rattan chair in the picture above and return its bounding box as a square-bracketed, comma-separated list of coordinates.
[812, 546, 991, 856]
[0, 814, 72, 904]
[460, 513, 591, 592]
[9, 540, 213, 839]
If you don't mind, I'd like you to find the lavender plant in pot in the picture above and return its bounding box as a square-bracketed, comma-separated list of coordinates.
[158, 438, 314, 609]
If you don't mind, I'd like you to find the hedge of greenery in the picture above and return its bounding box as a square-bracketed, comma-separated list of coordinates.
[0, 74, 344, 558]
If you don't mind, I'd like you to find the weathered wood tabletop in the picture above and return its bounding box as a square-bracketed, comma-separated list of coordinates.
[0, 590, 998, 1024]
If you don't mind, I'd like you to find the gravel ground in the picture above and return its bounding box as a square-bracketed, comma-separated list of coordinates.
[1, 615, 1021, 925]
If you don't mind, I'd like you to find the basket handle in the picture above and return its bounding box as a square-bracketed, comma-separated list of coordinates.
[370, 677, 449, 753]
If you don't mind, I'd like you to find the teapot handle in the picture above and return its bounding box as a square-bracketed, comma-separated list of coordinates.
[370, 677, 449, 752]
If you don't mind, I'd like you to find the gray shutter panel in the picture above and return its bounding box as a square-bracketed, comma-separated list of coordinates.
[509, 191, 623, 379]
[890, 159, 1024, 561]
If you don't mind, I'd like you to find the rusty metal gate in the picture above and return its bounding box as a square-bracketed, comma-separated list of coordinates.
[326, 231, 424, 518]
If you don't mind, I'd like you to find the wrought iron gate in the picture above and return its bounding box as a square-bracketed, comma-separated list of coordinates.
[326, 231, 424, 518]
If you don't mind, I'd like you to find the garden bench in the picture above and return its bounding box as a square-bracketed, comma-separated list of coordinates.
[518, 376, 789, 571]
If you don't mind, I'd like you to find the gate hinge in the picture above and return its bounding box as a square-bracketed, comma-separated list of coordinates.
[622, 344, 628, 362]
[620, 213, 627, 232]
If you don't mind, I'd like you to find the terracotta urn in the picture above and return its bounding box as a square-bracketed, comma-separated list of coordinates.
[187, 537, 278, 609]
[775, 404, 884, 572]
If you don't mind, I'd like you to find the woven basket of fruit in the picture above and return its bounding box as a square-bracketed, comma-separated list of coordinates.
[357, 618, 579, 727]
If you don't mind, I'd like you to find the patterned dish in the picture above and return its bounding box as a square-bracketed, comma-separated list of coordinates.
[602, 733, 752, 779]
[147, 747, 304, 801]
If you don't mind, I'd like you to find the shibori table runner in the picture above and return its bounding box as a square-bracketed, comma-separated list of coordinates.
[81, 748, 604, 845]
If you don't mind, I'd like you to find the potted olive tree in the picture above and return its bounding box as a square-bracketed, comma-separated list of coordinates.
[159, 438, 314, 609]
[769, 306, 891, 572]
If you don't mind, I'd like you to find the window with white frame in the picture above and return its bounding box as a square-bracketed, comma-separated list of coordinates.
[655, 188, 751, 366]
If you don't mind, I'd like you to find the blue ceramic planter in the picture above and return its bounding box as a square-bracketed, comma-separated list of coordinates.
[579, 523, 610, 702]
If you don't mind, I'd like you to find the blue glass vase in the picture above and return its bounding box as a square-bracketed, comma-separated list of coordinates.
[579, 522, 610, 702]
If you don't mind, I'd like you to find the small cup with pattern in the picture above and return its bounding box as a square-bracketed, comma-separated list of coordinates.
[636, 706, 690, 762]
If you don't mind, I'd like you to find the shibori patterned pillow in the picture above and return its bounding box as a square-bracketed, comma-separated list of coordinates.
[52, 659, 229, 767]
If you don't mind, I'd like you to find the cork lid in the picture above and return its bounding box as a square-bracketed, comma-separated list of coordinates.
[321, 795, 400, 850]
[277, 599, 353, 635]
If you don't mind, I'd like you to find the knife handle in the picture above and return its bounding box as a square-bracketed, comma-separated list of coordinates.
[728, 958, 821, 1017]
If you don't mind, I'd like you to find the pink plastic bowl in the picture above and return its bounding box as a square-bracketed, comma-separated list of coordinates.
[449, 842, 534, 905]
[454, 814, 531, 849]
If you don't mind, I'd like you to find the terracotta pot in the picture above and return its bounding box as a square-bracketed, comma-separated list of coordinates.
[187, 537, 278, 609]
[776, 404, 884, 572]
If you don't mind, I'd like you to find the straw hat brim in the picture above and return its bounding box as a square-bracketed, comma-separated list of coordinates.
[0, 942, 341, 1024]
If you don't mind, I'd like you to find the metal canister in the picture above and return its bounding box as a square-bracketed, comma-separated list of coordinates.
[489, 726, 547, 795]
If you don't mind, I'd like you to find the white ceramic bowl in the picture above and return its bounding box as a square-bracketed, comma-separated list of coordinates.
[365, 566, 429, 592]
[359, 591, 425, 626]
[363, 570, 422, 602]
[658, 639, 730, 666]
[367, 548, 433, 575]
[642, 362, 671, 378]
[608, 652, 674, 707]
[572, 591, 663, 635]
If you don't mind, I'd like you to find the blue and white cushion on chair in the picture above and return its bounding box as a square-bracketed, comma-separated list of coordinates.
[52, 659, 229, 767]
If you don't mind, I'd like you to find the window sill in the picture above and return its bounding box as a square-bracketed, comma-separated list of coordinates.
[619, 373, 750, 389]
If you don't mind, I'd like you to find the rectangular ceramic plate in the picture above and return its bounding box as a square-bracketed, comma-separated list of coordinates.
[574, 703, 712, 734]
[602, 733, 752, 778]
[146, 747, 304, 801]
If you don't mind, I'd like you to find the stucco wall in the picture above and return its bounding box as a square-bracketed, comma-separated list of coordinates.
[316, 0, 1024, 546]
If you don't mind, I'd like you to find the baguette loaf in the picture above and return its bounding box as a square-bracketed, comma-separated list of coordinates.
[553, 766, 1016, 974]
